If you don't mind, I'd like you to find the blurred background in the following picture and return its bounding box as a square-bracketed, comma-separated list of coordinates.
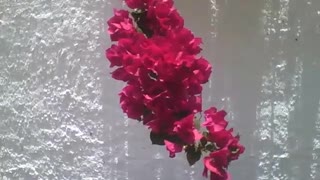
[0, 0, 319, 179]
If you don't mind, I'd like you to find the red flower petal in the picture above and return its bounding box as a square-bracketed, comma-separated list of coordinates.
[203, 107, 228, 132]
[107, 9, 136, 41]
[125, 0, 150, 9]
[164, 140, 183, 158]
[111, 68, 132, 82]
[119, 85, 145, 119]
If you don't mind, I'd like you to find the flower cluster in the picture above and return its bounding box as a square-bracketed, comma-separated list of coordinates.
[201, 107, 245, 180]
[105, 0, 244, 179]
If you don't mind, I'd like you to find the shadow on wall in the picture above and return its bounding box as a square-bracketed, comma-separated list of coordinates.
[176, 0, 320, 180]
[176, 0, 265, 179]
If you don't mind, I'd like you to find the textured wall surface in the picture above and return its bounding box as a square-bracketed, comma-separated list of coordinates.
[0, 0, 320, 179]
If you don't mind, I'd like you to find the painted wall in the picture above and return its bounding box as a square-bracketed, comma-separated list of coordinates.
[0, 0, 319, 179]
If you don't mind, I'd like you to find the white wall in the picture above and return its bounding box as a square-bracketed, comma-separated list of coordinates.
[0, 0, 319, 179]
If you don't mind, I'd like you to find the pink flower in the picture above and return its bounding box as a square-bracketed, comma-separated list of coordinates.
[105, 44, 123, 67]
[203, 143, 243, 180]
[203, 152, 230, 180]
[106, 2, 246, 177]
[173, 114, 202, 144]
[203, 107, 228, 132]
[155, 5, 183, 33]
[164, 140, 183, 158]
[207, 129, 233, 149]
[119, 85, 146, 120]
[117, 33, 146, 55]
[107, 9, 136, 41]
[182, 78, 203, 95]
[131, 0, 183, 36]
[168, 28, 203, 55]
[174, 95, 202, 115]
[201, 107, 245, 180]
[111, 67, 133, 82]
[227, 135, 245, 161]
[125, 0, 149, 9]
[192, 57, 212, 84]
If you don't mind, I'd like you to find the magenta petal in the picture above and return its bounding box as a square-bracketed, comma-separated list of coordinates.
[173, 114, 198, 144]
[164, 140, 183, 158]
[203, 107, 228, 132]
[203, 157, 223, 177]
[202, 166, 208, 178]
[111, 68, 131, 81]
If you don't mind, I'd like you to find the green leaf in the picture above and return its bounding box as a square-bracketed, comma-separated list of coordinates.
[185, 145, 202, 166]
[150, 132, 165, 145]
[205, 143, 216, 152]
[200, 136, 207, 147]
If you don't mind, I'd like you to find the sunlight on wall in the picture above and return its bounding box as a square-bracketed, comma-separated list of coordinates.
[0, 0, 319, 179]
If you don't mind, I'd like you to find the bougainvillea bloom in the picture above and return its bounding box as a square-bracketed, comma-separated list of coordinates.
[203, 107, 228, 132]
[147, 0, 184, 34]
[119, 85, 145, 120]
[106, 0, 245, 179]
[125, 0, 149, 9]
[107, 9, 136, 41]
[173, 114, 202, 144]
[203, 153, 230, 180]
[164, 140, 183, 158]
[202, 107, 245, 180]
